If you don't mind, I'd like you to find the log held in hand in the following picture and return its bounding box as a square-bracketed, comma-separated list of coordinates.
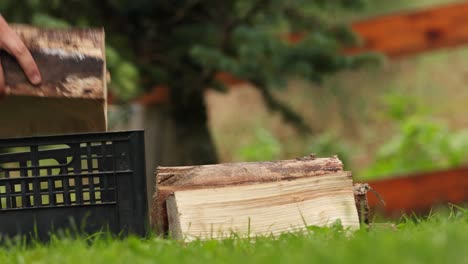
[0, 25, 107, 137]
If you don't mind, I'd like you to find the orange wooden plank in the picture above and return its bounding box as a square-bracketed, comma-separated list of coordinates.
[363, 167, 468, 217]
[133, 85, 169, 105]
[347, 2, 468, 57]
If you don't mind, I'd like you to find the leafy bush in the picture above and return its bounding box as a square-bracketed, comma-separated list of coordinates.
[362, 93, 468, 179]
[306, 133, 352, 169]
[236, 128, 282, 162]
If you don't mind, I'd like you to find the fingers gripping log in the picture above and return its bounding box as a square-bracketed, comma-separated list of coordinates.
[0, 25, 106, 137]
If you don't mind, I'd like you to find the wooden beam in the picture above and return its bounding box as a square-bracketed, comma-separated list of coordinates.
[364, 167, 468, 217]
[346, 2, 468, 58]
[167, 172, 359, 241]
[0, 25, 106, 137]
[133, 85, 169, 106]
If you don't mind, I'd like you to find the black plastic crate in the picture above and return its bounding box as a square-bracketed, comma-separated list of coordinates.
[0, 130, 147, 241]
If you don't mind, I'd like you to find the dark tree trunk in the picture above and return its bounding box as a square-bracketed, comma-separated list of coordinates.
[169, 82, 218, 166]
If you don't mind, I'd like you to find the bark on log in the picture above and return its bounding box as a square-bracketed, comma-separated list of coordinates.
[0, 25, 106, 137]
[152, 155, 346, 234]
[353, 183, 370, 225]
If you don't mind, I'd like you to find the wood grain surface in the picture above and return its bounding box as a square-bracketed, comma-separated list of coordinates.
[167, 172, 359, 241]
[0, 25, 107, 137]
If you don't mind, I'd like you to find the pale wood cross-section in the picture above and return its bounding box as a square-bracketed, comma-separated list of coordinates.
[167, 171, 360, 241]
[0, 25, 107, 137]
[152, 155, 367, 238]
[152, 156, 345, 234]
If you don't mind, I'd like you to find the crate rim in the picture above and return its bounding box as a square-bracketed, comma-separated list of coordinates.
[0, 130, 144, 145]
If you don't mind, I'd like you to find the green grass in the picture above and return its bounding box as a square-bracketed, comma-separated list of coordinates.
[0, 209, 466, 264]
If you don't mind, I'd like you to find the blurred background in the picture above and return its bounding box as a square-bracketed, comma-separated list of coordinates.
[1, 0, 468, 214]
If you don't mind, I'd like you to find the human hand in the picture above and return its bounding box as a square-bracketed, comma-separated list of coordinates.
[0, 15, 42, 95]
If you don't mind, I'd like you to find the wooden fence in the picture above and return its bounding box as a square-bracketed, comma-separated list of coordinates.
[364, 167, 468, 217]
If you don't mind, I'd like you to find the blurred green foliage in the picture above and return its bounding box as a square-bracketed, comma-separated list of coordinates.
[306, 133, 352, 169]
[362, 93, 468, 179]
[236, 127, 281, 162]
[235, 127, 352, 168]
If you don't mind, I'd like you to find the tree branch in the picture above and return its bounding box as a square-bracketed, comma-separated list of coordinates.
[221, 0, 273, 52]
[170, 0, 201, 23]
[240, 0, 272, 24]
[251, 79, 312, 134]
